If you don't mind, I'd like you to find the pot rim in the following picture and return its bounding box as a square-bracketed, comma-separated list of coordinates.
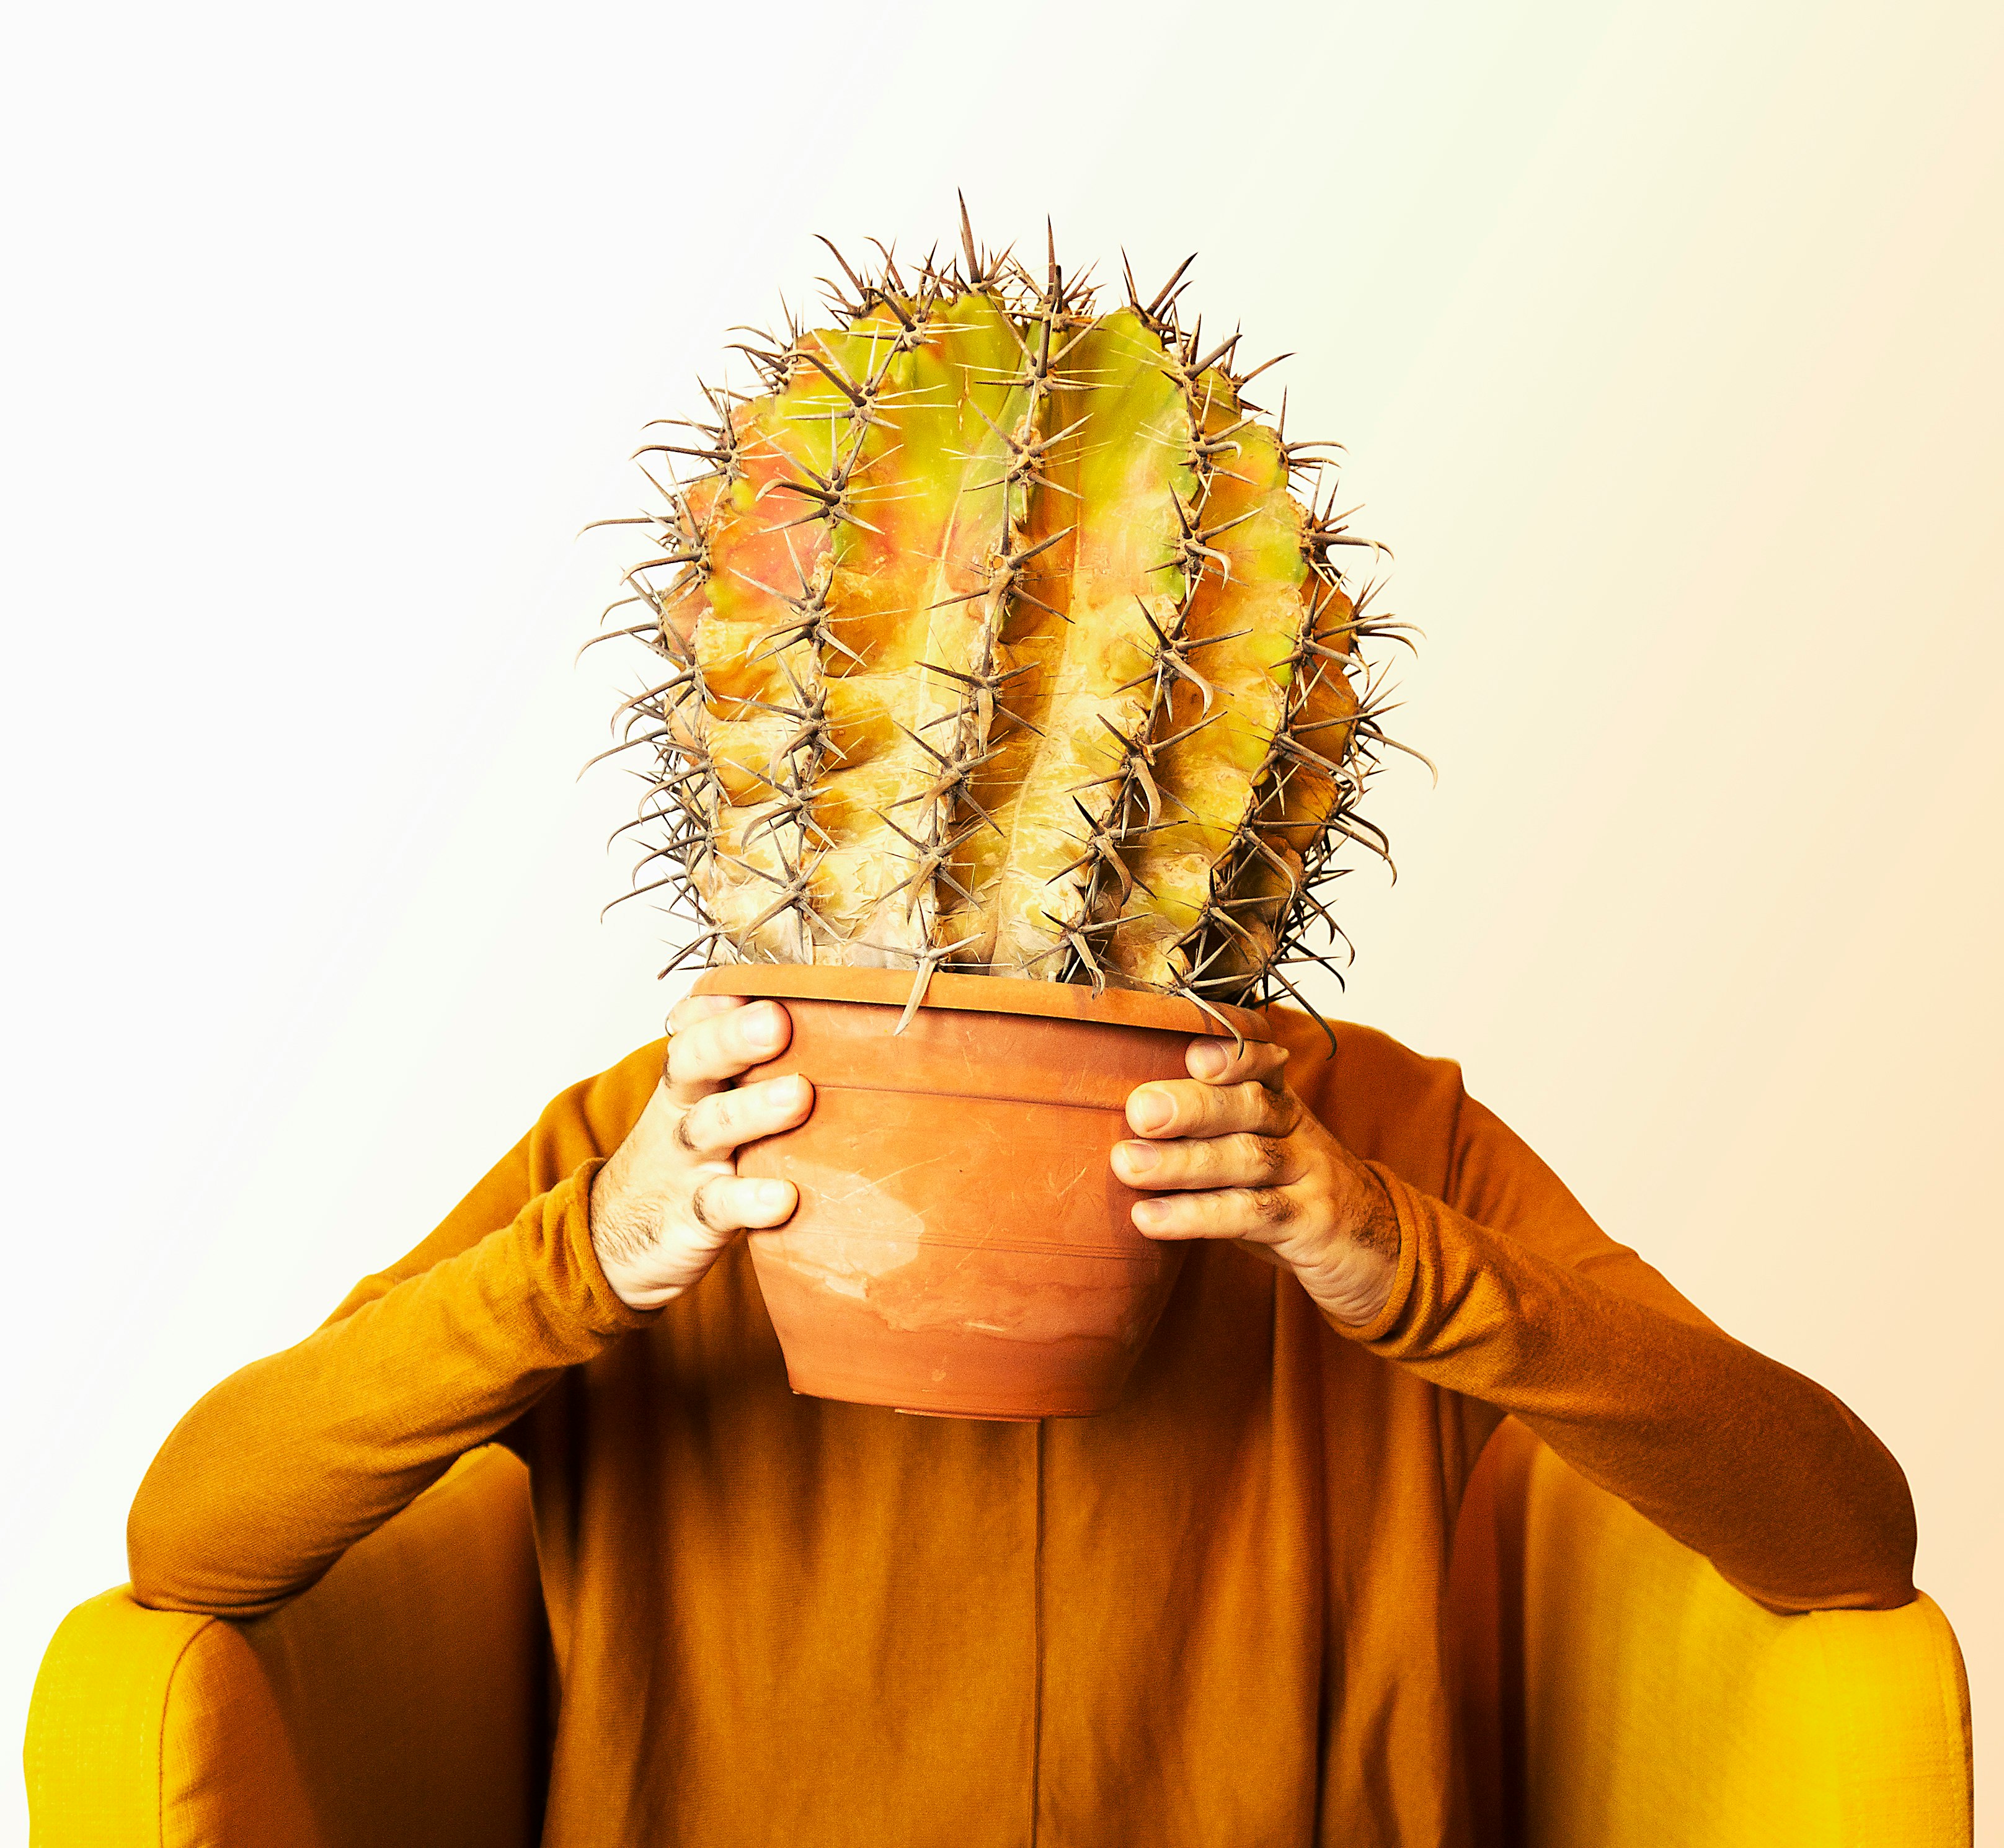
[689, 964, 1273, 1042]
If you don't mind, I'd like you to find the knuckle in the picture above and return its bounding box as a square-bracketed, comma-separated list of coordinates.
[1186, 1137, 1229, 1179]
[1194, 1083, 1236, 1131]
[706, 1090, 745, 1146]
[687, 1180, 717, 1232]
[687, 1176, 730, 1235]
[1243, 1134, 1287, 1179]
[1246, 1186, 1296, 1225]
[675, 1095, 724, 1153]
[663, 1037, 690, 1088]
[665, 1029, 711, 1090]
[1208, 1081, 1258, 1132]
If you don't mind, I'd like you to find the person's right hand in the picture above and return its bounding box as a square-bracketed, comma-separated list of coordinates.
[588, 994, 813, 1310]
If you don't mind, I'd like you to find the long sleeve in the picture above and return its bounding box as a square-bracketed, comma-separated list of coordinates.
[1339, 1092, 1917, 1614]
[106, 1008, 1931, 1847]
[126, 1042, 667, 1616]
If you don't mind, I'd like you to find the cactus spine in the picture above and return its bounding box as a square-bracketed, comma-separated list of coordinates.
[602, 213, 1408, 1023]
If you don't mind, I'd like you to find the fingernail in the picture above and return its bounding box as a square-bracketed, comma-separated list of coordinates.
[1189, 1039, 1228, 1079]
[1133, 1197, 1169, 1230]
[755, 1179, 791, 1212]
[1132, 1091, 1174, 1133]
[1119, 1140, 1159, 1174]
[748, 1003, 785, 1049]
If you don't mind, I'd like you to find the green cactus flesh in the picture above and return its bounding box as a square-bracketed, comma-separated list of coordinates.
[629, 234, 1388, 1011]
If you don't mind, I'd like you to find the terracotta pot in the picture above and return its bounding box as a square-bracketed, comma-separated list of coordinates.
[689, 965, 1272, 1420]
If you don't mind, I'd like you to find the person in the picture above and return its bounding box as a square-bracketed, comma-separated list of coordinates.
[128, 988, 1916, 1847]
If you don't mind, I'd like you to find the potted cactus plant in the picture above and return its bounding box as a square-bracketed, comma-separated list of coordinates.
[593, 210, 1405, 1418]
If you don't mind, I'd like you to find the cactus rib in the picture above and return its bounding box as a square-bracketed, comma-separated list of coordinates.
[600, 223, 1406, 1020]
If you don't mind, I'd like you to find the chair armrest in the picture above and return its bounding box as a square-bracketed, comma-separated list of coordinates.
[1510, 1424, 1972, 1848]
[25, 1444, 545, 1848]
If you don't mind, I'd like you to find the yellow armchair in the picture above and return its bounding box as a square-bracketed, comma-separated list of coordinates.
[25, 1447, 545, 1847]
[1450, 1421, 1972, 1846]
[25, 1424, 1973, 1846]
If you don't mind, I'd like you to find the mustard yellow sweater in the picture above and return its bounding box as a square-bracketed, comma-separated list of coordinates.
[128, 1011, 1915, 1846]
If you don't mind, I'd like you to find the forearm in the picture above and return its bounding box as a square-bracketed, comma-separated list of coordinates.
[128, 1160, 649, 1615]
[1347, 1166, 1917, 1612]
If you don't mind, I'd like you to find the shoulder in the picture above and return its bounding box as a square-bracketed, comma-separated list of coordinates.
[1264, 1008, 1468, 1198]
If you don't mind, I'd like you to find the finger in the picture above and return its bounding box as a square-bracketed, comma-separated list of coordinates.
[677, 1072, 814, 1157]
[1111, 1131, 1302, 1193]
[668, 991, 747, 1036]
[688, 1173, 798, 1235]
[1125, 1076, 1301, 1141]
[664, 1000, 792, 1101]
[1131, 1184, 1305, 1241]
[1184, 1037, 1290, 1089]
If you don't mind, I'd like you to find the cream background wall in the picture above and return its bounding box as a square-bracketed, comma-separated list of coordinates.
[4, 2, 1998, 1840]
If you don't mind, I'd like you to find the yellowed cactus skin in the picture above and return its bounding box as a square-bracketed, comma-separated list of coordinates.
[803, 294, 1036, 965]
[1105, 368, 1307, 990]
[945, 309, 1196, 976]
[616, 220, 1398, 1016]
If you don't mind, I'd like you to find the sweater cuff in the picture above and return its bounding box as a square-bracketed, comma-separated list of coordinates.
[526, 1156, 664, 1347]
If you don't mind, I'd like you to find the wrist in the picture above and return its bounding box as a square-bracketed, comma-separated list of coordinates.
[594, 1240, 683, 1313]
[1303, 1248, 1397, 1326]
[1303, 1164, 1401, 1327]
[587, 1171, 675, 1312]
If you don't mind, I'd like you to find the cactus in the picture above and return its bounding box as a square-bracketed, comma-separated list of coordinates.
[595, 212, 1412, 1026]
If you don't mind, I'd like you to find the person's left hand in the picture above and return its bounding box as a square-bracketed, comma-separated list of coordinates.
[1111, 1036, 1403, 1328]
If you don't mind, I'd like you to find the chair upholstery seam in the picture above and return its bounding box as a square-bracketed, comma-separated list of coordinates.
[154, 1614, 219, 1848]
[1926, 1596, 1977, 1832]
